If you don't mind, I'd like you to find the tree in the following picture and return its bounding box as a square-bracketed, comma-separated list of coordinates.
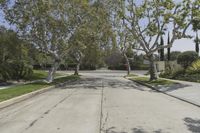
[2, 0, 91, 82]
[194, 32, 199, 54]
[167, 33, 171, 61]
[169, 51, 182, 61]
[192, 0, 200, 55]
[107, 0, 136, 75]
[160, 36, 164, 61]
[105, 50, 124, 70]
[192, 0, 200, 31]
[116, 0, 193, 81]
[0, 26, 32, 81]
[67, 1, 114, 75]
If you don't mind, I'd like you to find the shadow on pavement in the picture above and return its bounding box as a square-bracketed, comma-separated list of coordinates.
[57, 77, 104, 89]
[157, 83, 191, 92]
[55, 76, 158, 92]
[184, 117, 200, 133]
[103, 126, 164, 133]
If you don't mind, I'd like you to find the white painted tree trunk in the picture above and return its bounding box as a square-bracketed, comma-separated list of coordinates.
[46, 59, 60, 83]
[148, 54, 158, 81]
[74, 63, 80, 75]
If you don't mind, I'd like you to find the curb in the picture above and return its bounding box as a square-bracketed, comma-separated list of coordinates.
[126, 78, 200, 108]
[0, 77, 81, 110]
[0, 86, 55, 110]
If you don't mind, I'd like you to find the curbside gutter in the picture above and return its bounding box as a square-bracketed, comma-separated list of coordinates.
[0, 77, 80, 110]
[126, 77, 200, 108]
[0, 86, 55, 110]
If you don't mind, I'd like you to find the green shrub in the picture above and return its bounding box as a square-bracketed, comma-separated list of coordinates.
[187, 59, 200, 74]
[0, 63, 12, 81]
[171, 69, 186, 79]
[159, 70, 173, 78]
[169, 51, 182, 61]
[177, 51, 199, 69]
[159, 69, 186, 79]
[160, 59, 200, 83]
[173, 73, 200, 83]
[0, 61, 33, 81]
[10, 61, 33, 80]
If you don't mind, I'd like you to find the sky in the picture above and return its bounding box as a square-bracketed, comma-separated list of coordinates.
[131, 0, 197, 52]
[171, 39, 195, 52]
[161, 0, 196, 52]
[0, 0, 197, 52]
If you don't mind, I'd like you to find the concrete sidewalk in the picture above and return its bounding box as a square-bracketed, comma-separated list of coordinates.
[129, 72, 200, 107]
[157, 79, 200, 107]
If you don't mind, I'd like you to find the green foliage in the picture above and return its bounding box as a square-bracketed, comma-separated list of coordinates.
[171, 69, 186, 79]
[187, 59, 200, 74]
[160, 60, 200, 83]
[173, 73, 200, 83]
[159, 70, 173, 79]
[0, 63, 11, 81]
[169, 51, 181, 61]
[177, 51, 199, 69]
[67, 2, 113, 70]
[192, 0, 200, 31]
[0, 27, 33, 81]
[129, 76, 176, 86]
[28, 70, 49, 81]
[2, 0, 96, 81]
[10, 61, 33, 80]
[105, 50, 125, 70]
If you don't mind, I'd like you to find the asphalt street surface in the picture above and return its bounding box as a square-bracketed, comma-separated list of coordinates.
[0, 70, 200, 133]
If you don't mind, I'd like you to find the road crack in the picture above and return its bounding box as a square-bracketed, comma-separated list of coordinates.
[21, 89, 78, 133]
[99, 80, 107, 133]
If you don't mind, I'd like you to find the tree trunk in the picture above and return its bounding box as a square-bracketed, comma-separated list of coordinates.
[123, 53, 131, 75]
[148, 54, 158, 81]
[167, 48, 171, 61]
[160, 36, 164, 61]
[46, 59, 60, 83]
[195, 32, 199, 55]
[74, 63, 80, 75]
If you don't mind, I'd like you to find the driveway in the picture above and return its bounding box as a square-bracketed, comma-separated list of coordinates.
[0, 70, 200, 133]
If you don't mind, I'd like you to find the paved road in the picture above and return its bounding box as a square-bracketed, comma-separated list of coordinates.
[0, 71, 200, 133]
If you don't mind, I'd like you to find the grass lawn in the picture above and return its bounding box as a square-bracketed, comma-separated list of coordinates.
[127, 74, 138, 77]
[0, 75, 80, 102]
[128, 76, 176, 87]
[28, 70, 63, 81]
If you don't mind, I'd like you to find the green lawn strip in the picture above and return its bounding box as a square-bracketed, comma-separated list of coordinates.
[128, 76, 177, 87]
[28, 70, 63, 81]
[127, 74, 138, 77]
[0, 75, 80, 102]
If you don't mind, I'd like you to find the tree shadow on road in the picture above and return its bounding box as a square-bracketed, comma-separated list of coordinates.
[184, 117, 200, 133]
[107, 81, 147, 91]
[57, 77, 104, 90]
[156, 83, 191, 92]
[103, 126, 164, 133]
[55, 77, 164, 93]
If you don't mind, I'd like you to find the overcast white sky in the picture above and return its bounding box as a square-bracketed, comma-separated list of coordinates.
[166, 0, 196, 52]
[133, 0, 197, 52]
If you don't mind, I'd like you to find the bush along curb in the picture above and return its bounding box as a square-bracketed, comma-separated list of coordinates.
[127, 78, 200, 108]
